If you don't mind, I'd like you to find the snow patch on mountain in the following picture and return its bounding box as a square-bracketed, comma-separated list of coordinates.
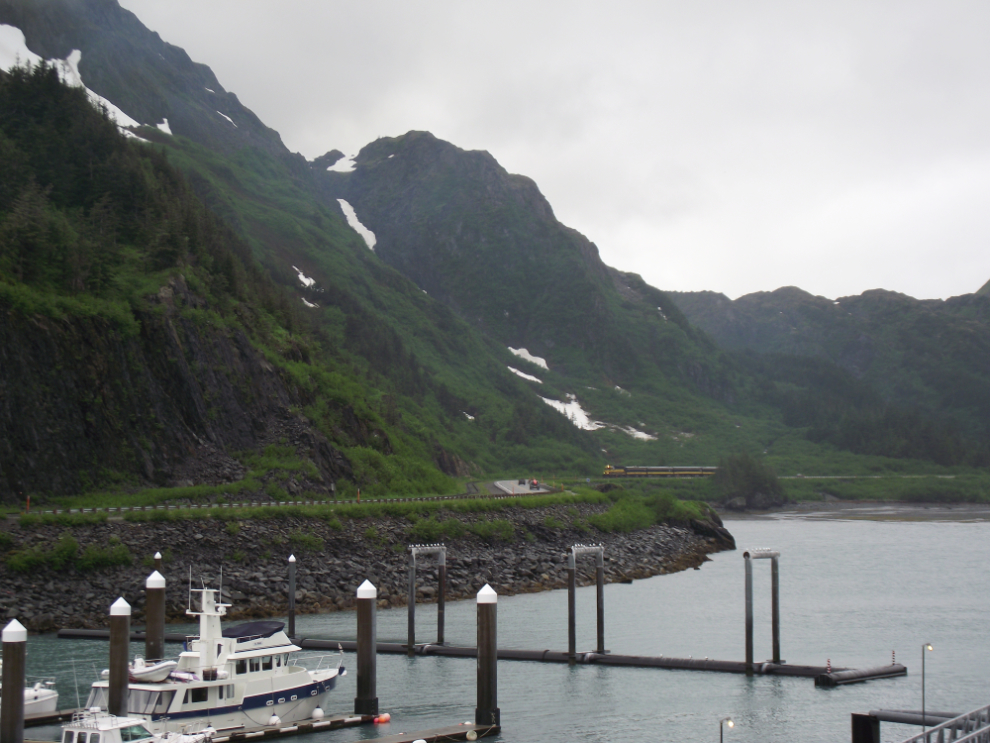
[540, 395, 603, 431]
[508, 347, 548, 370]
[337, 199, 377, 250]
[327, 155, 356, 172]
[215, 110, 237, 127]
[1, 27, 142, 133]
[540, 393, 656, 439]
[292, 266, 315, 288]
[507, 366, 542, 384]
[301, 298, 319, 308]
[156, 118, 172, 135]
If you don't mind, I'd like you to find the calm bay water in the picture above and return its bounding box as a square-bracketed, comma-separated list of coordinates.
[22, 513, 990, 742]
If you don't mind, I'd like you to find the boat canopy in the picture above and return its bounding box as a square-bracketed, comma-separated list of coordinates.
[221, 621, 285, 640]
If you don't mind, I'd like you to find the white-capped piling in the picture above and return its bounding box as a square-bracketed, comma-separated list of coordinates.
[1, 619, 27, 743]
[567, 544, 606, 660]
[288, 555, 296, 639]
[475, 584, 499, 727]
[108, 597, 131, 716]
[354, 580, 378, 715]
[153, 551, 162, 572]
[145, 570, 166, 661]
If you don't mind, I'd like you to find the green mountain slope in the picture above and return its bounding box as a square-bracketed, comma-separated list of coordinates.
[669, 287, 990, 442]
[3, 0, 984, 497]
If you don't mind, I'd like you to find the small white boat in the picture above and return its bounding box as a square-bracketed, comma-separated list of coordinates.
[100, 658, 179, 684]
[61, 708, 213, 743]
[0, 659, 59, 716]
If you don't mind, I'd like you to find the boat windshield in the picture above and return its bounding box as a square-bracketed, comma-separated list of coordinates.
[117, 725, 153, 743]
[128, 690, 174, 715]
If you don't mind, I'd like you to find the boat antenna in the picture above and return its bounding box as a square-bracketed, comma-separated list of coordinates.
[188, 565, 192, 612]
[219, 565, 223, 601]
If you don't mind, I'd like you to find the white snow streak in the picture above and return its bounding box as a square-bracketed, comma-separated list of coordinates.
[156, 118, 172, 135]
[215, 110, 237, 127]
[291, 265, 315, 288]
[508, 347, 548, 370]
[205, 87, 215, 93]
[507, 366, 542, 384]
[327, 155, 356, 172]
[540, 392, 655, 439]
[463, 412, 475, 421]
[1, 27, 142, 133]
[337, 199, 377, 250]
[301, 298, 319, 308]
[540, 394, 603, 431]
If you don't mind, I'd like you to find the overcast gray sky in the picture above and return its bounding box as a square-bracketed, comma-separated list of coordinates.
[120, 0, 990, 301]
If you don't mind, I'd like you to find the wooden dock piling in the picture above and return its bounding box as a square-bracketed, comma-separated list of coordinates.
[355, 580, 379, 716]
[475, 585, 499, 727]
[108, 598, 130, 717]
[1, 619, 27, 743]
[145, 570, 165, 661]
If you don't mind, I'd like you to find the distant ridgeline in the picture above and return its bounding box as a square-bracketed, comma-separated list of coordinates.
[0, 0, 986, 506]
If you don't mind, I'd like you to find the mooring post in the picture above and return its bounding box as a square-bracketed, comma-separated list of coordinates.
[407, 557, 416, 655]
[153, 551, 162, 572]
[1, 619, 27, 743]
[567, 551, 577, 662]
[744, 552, 754, 675]
[145, 570, 166, 661]
[287, 554, 296, 639]
[108, 597, 131, 716]
[771, 555, 781, 663]
[595, 550, 605, 654]
[354, 580, 378, 716]
[437, 550, 446, 645]
[476, 584, 500, 727]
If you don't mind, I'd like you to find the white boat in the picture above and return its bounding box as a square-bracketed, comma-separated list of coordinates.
[61, 707, 213, 743]
[100, 659, 179, 684]
[85, 586, 344, 731]
[0, 659, 59, 716]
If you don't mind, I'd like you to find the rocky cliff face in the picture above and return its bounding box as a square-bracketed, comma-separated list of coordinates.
[0, 504, 735, 631]
[0, 276, 351, 502]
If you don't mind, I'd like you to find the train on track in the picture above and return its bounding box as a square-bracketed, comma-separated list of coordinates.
[603, 464, 717, 478]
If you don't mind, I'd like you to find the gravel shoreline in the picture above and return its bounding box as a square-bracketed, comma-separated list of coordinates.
[0, 503, 735, 631]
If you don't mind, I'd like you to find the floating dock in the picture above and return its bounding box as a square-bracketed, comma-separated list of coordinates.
[356, 723, 498, 742]
[57, 630, 908, 682]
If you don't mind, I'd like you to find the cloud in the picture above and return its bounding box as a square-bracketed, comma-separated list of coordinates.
[119, 0, 990, 299]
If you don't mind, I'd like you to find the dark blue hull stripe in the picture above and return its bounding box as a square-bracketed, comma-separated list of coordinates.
[150, 676, 338, 721]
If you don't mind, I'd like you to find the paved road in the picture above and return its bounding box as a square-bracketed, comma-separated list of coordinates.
[492, 479, 550, 495]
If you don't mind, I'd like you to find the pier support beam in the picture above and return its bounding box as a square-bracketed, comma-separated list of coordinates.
[1, 620, 26, 743]
[406, 544, 447, 653]
[145, 571, 166, 661]
[354, 580, 378, 716]
[475, 585, 500, 727]
[288, 555, 296, 639]
[108, 597, 131, 716]
[743, 549, 781, 675]
[850, 713, 880, 743]
[567, 544, 606, 662]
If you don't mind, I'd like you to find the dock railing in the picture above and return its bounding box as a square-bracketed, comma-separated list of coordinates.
[882, 704, 990, 743]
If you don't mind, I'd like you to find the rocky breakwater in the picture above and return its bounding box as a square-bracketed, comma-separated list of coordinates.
[0, 502, 734, 631]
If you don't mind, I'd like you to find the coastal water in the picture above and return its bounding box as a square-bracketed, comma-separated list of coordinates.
[21, 512, 990, 742]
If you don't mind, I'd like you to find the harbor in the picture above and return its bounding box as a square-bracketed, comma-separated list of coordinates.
[5, 515, 990, 742]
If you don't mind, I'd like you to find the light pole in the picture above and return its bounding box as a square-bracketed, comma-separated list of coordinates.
[922, 643, 933, 733]
[720, 716, 734, 743]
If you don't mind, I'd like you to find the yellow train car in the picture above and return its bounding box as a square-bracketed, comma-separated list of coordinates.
[603, 464, 716, 478]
